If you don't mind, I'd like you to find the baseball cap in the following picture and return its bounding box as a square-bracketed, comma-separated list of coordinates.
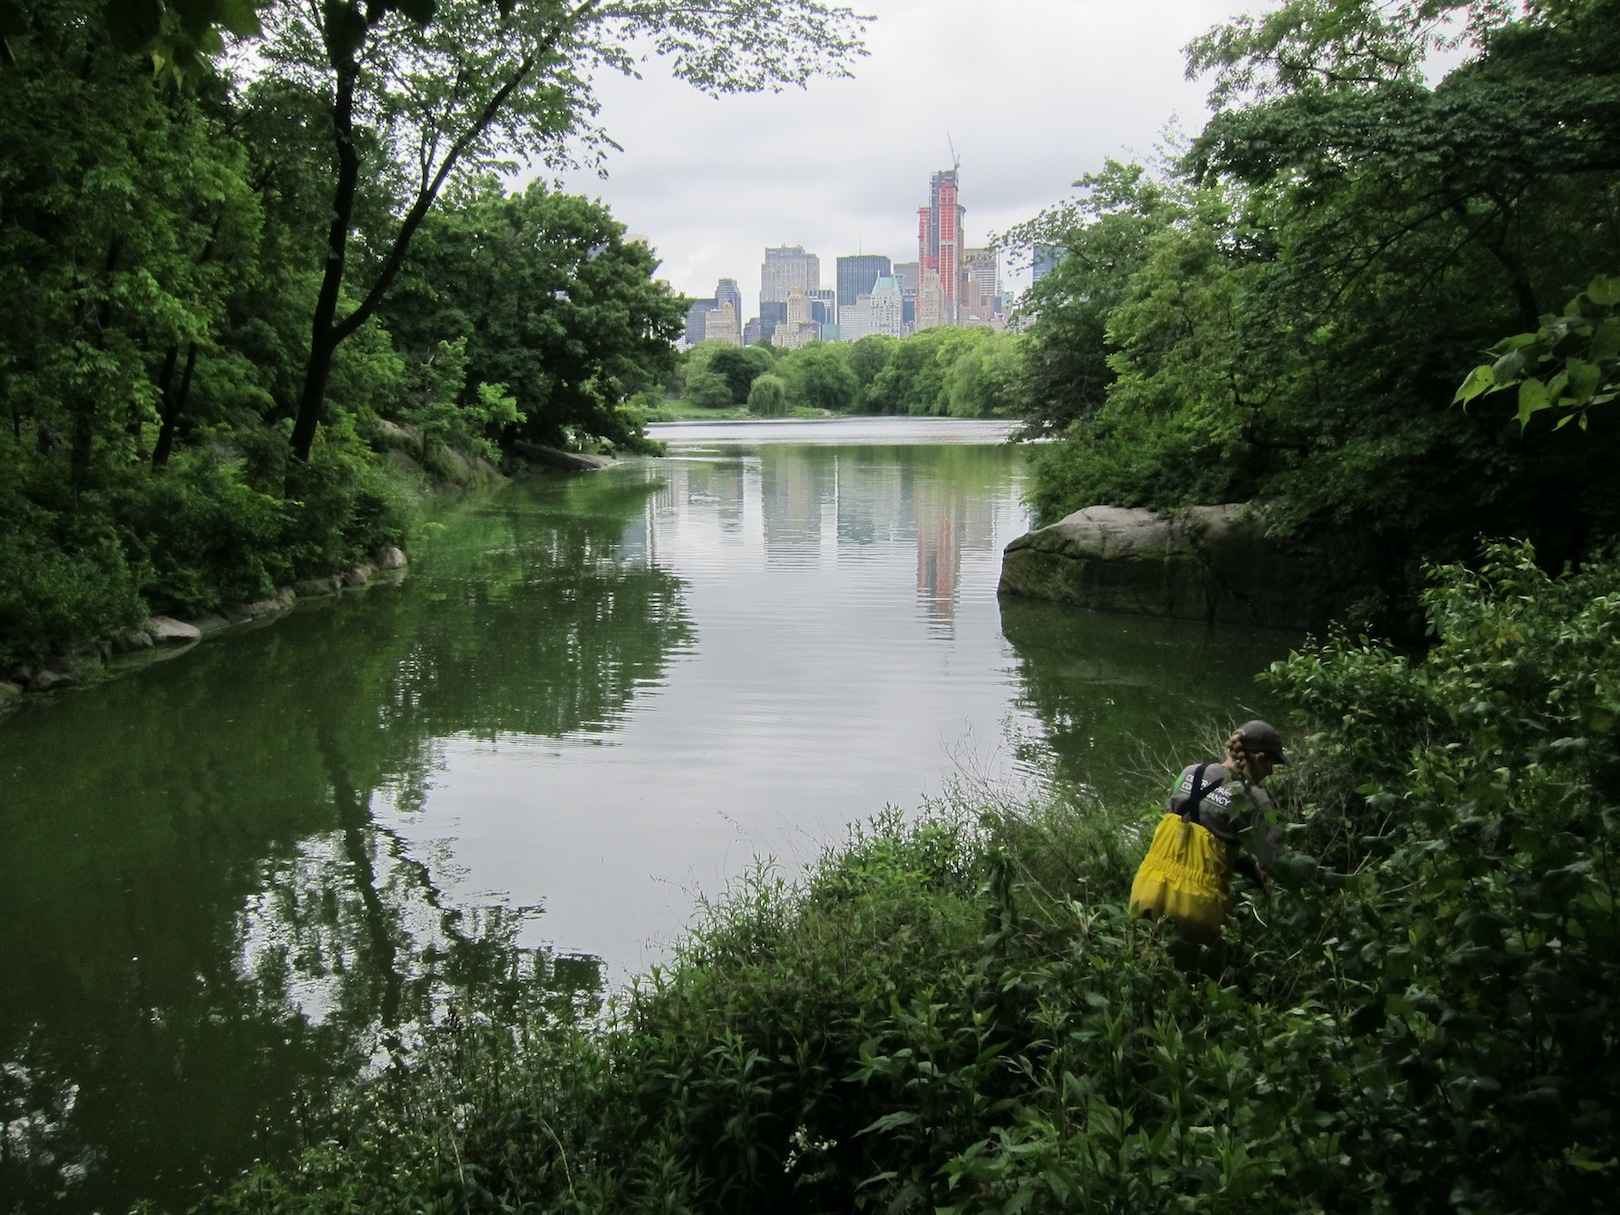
[1238, 720, 1289, 764]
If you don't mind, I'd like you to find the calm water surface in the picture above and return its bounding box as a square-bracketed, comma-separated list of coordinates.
[0, 418, 1294, 1211]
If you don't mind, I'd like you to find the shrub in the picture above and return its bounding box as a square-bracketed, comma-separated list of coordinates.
[99, 450, 289, 616]
[0, 499, 144, 668]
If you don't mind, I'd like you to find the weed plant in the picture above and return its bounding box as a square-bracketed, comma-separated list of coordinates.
[207, 541, 1620, 1215]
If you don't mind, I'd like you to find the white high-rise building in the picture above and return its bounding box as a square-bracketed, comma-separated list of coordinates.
[704, 300, 741, 345]
[840, 276, 905, 342]
[761, 245, 820, 303]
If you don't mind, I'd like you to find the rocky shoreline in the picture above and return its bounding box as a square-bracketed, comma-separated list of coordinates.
[0, 545, 408, 709]
[997, 503, 1367, 632]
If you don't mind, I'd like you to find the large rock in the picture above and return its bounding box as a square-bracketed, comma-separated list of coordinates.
[27, 666, 76, 692]
[110, 627, 154, 654]
[221, 594, 291, 624]
[293, 576, 342, 598]
[998, 503, 1356, 632]
[145, 616, 203, 645]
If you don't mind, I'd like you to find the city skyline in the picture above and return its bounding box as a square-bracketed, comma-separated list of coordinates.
[684, 166, 1011, 347]
[549, 1, 1234, 324]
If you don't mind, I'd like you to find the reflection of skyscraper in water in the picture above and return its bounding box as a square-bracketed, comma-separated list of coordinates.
[915, 501, 962, 634]
[835, 453, 905, 547]
[712, 462, 745, 534]
[760, 449, 833, 563]
[618, 499, 653, 567]
[678, 456, 748, 536]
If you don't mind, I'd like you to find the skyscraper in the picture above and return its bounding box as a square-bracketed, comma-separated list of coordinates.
[715, 277, 743, 322]
[917, 169, 965, 323]
[761, 245, 820, 305]
[959, 248, 1000, 324]
[836, 254, 892, 310]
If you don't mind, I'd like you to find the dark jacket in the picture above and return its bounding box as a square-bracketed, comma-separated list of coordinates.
[1168, 762, 1281, 870]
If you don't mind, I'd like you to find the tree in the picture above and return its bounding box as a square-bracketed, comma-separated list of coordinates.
[380, 178, 685, 452]
[683, 370, 734, 410]
[0, 0, 260, 487]
[1011, 0, 1620, 590]
[997, 160, 1179, 438]
[747, 373, 788, 417]
[706, 345, 771, 405]
[783, 343, 857, 412]
[845, 334, 894, 408]
[262, 0, 869, 461]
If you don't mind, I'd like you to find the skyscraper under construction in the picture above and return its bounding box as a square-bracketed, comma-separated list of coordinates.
[917, 169, 964, 324]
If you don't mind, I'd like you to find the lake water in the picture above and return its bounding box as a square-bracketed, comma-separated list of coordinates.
[0, 417, 1294, 1211]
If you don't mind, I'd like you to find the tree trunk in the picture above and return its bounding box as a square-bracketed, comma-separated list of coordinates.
[290, 50, 362, 463]
[152, 342, 198, 468]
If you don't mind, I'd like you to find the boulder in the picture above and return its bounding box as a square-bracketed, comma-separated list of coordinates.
[998, 503, 1358, 632]
[0, 680, 23, 705]
[341, 564, 373, 588]
[376, 546, 407, 571]
[110, 628, 153, 657]
[188, 613, 232, 634]
[221, 595, 289, 624]
[386, 449, 425, 477]
[145, 616, 202, 645]
[375, 418, 424, 449]
[293, 576, 342, 598]
[27, 666, 75, 692]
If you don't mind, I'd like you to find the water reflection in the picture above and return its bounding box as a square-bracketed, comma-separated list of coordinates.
[647, 442, 1016, 638]
[997, 596, 1295, 799]
[0, 473, 689, 1212]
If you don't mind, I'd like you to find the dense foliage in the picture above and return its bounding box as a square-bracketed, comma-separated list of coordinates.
[0, 0, 865, 668]
[202, 537, 1620, 1214]
[1007, 0, 1620, 594]
[668, 328, 1026, 419]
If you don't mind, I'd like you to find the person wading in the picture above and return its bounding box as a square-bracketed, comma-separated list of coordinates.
[1128, 720, 1287, 972]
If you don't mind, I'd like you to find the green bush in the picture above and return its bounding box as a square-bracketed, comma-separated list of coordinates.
[746, 373, 788, 417]
[0, 431, 414, 668]
[0, 497, 145, 669]
[280, 439, 413, 578]
[99, 450, 289, 616]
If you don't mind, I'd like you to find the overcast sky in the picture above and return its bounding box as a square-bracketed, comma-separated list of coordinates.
[540, 0, 1247, 320]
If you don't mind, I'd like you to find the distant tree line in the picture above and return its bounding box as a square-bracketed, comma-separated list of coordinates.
[0, 0, 866, 670]
[664, 326, 1026, 419]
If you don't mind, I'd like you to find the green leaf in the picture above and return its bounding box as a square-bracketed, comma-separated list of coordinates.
[1591, 318, 1620, 365]
[1515, 378, 1551, 429]
[218, 0, 264, 37]
[1567, 358, 1601, 405]
[1452, 362, 1496, 406]
[1492, 349, 1527, 384]
[1588, 275, 1620, 308]
[856, 1111, 919, 1136]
